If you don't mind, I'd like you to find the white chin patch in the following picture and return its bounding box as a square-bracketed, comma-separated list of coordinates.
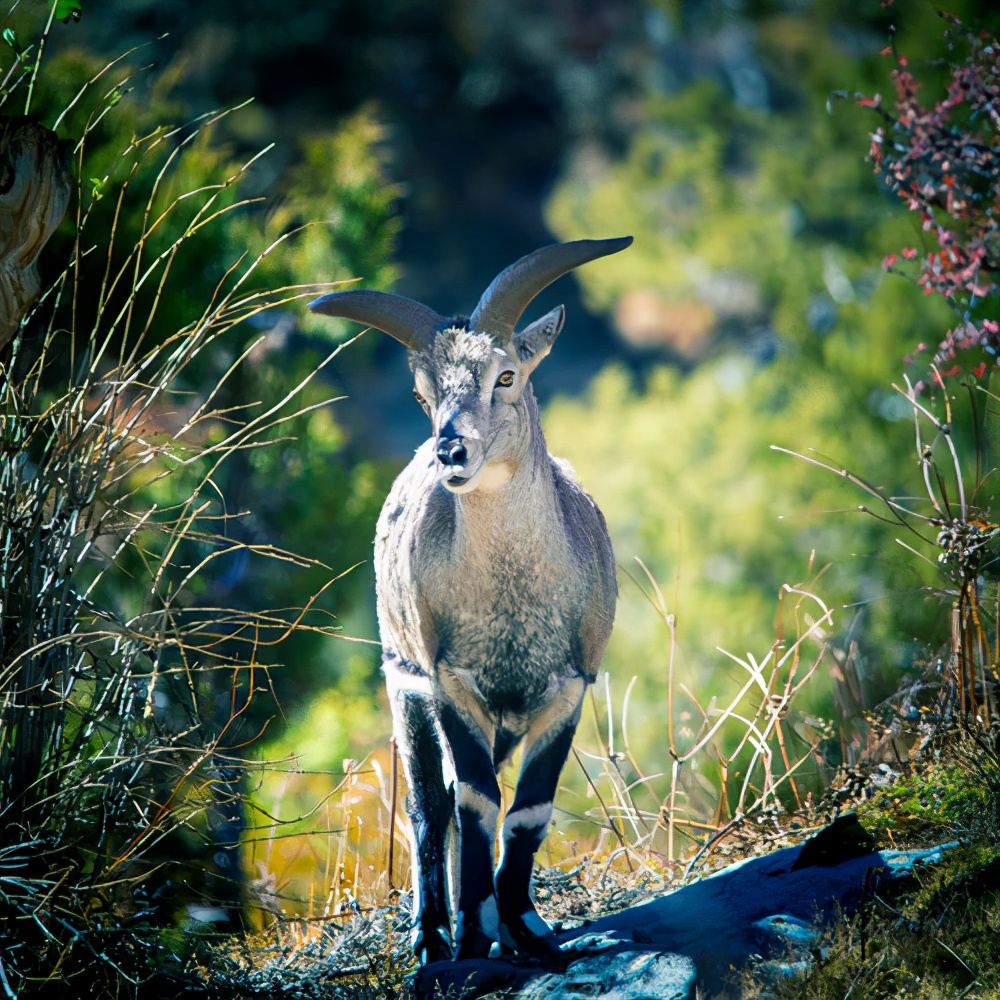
[441, 461, 512, 495]
[441, 468, 484, 494]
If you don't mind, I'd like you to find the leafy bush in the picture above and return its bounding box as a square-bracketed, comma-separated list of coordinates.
[862, 20, 999, 373]
[541, 4, 1000, 775]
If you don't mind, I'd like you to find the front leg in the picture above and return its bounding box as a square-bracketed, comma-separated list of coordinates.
[437, 700, 501, 959]
[495, 678, 585, 957]
[384, 653, 454, 965]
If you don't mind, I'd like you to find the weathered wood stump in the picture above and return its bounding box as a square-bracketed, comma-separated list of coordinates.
[0, 116, 70, 349]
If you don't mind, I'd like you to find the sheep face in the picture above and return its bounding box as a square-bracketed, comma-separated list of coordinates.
[409, 306, 563, 495]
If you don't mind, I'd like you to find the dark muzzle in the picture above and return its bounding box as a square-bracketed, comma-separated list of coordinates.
[435, 437, 468, 467]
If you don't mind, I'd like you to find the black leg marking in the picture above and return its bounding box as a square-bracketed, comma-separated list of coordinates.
[492, 725, 521, 770]
[384, 653, 453, 964]
[495, 714, 577, 958]
[438, 701, 501, 959]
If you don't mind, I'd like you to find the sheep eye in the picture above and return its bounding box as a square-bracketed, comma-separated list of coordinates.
[413, 388, 427, 407]
[496, 370, 515, 388]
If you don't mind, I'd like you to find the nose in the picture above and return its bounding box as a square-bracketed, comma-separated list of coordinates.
[435, 436, 468, 467]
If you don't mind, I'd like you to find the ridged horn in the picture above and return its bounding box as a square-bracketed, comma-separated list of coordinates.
[470, 236, 633, 343]
[309, 289, 444, 351]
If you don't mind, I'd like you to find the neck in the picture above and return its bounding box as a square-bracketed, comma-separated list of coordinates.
[459, 388, 552, 509]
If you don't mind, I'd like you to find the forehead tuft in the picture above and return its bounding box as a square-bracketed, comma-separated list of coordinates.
[411, 325, 500, 392]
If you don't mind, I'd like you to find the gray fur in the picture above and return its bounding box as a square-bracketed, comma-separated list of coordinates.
[310, 237, 630, 962]
[379, 324, 616, 707]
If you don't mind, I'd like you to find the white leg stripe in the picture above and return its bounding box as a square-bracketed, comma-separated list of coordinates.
[457, 784, 499, 829]
[520, 908, 551, 937]
[503, 802, 552, 836]
[478, 894, 500, 939]
[384, 668, 433, 699]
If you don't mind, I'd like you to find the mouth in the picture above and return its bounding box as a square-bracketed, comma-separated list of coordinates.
[438, 462, 484, 494]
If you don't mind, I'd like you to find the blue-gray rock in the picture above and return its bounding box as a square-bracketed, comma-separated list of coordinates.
[408, 946, 696, 999]
[565, 814, 955, 995]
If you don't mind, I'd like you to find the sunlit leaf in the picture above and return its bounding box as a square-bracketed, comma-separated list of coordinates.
[55, 0, 83, 22]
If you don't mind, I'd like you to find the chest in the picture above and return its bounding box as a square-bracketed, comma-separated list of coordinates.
[419, 493, 581, 617]
[376, 461, 595, 710]
[422, 524, 583, 712]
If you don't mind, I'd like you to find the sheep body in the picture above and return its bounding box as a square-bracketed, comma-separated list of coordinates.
[310, 238, 630, 962]
[376, 349, 614, 720]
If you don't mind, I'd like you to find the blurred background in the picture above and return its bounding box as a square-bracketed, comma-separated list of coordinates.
[21, 0, 999, 918]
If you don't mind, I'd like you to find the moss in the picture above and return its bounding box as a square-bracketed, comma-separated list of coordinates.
[749, 726, 1000, 1000]
[856, 757, 993, 846]
[757, 871, 1000, 1000]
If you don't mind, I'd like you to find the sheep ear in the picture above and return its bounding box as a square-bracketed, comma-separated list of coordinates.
[511, 305, 564, 376]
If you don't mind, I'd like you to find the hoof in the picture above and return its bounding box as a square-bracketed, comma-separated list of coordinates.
[412, 924, 453, 966]
[499, 908, 565, 961]
[453, 926, 500, 961]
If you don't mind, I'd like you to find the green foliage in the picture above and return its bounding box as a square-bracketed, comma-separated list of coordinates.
[0, 161, 313, 991]
[543, 351, 942, 772]
[55, 1, 83, 24]
[540, 8, 983, 786]
[0, 6, 404, 991]
[252, 112, 402, 340]
[857, 758, 993, 844]
[13, 8, 404, 743]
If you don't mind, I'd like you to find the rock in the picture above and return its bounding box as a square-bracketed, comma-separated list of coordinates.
[563, 814, 955, 995]
[517, 948, 695, 999]
[408, 946, 696, 1000]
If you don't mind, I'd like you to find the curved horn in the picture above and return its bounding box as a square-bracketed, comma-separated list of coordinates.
[470, 236, 633, 343]
[309, 290, 444, 351]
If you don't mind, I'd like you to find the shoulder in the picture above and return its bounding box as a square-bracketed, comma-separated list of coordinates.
[550, 456, 614, 560]
[376, 442, 454, 552]
[550, 455, 617, 668]
[551, 456, 605, 523]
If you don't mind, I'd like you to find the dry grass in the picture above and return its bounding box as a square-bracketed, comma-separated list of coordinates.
[215, 375, 1000, 996]
[0, 12, 361, 993]
[776, 369, 999, 728]
[204, 569, 839, 997]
